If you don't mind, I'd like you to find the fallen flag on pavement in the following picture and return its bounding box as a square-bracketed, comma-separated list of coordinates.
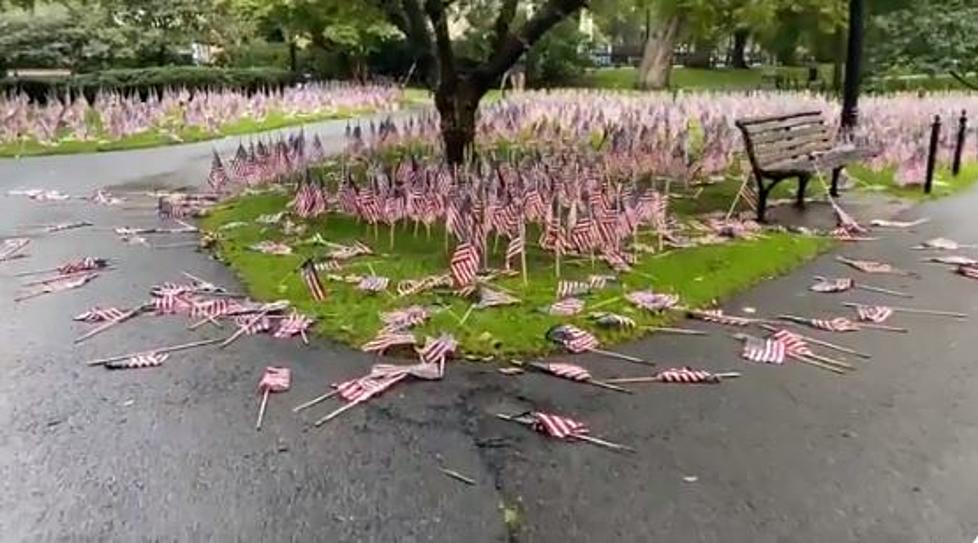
[546, 324, 653, 366]
[0, 238, 30, 262]
[606, 367, 740, 384]
[589, 312, 636, 329]
[841, 301, 967, 319]
[914, 237, 974, 251]
[809, 276, 911, 298]
[870, 218, 930, 228]
[495, 411, 634, 452]
[528, 361, 630, 393]
[74, 306, 127, 322]
[779, 314, 905, 333]
[738, 334, 786, 364]
[956, 264, 978, 280]
[105, 352, 168, 370]
[273, 312, 314, 344]
[686, 309, 757, 327]
[927, 255, 978, 266]
[256, 366, 291, 430]
[837, 256, 914, 276]
[15, 272, 98, 302]
[767, 328, 853, 373]
[852, 304, 894, 323]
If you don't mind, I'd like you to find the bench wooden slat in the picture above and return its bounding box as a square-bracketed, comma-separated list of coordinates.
[757, 140, 835, 168]
[742, 115, 824, 135]
[736, 110, 823, 126]
[750, 125, 831, 145]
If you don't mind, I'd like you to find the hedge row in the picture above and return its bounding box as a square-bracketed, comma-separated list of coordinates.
[0, 66, 301, 103]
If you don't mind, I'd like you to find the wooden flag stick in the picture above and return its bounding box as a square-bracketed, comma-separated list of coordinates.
[645, 326, 708, 336]
[588, 348, 656, 367]
[85, 337, 222, 366]
[605, 372, 742, 384]
[759, 324, 870, 359]
[439, 467, 476, 486]
[314, 398, 362, 426]
[789, 354, 849, 374]
[841, 302, 967, 319]
[804, 351, 854, 369]
[256, 389, 270, 430]
[588, 296, 622, 310]
[293, 389, 339, 413]
[520, 226, 528, 287]
[74, 304, 149, 343]
[855, 284, 913, 298]
[859, 322, 909, 333]
[220, 310, 268, 348]
[459, 303, 476, 325]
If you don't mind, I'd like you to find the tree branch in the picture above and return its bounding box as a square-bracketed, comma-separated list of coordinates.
[424, 0, 457, 92]
[950, 70, 978, 91]
[474, 0, 588, 89]
[493, 0, 520, 53]
[397, 0, 438, 89]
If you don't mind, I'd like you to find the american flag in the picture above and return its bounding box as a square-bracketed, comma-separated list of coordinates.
[328, 240, 373, 261]
[626, 291, 680, 312]
[929, 256, 978, 266]
[357, 275, 390, 292]
[548, 297, 585, 316]
[770, 328, 814, 357]
[531, 411, 589, 440]
[417, 334, 457, 366]
[258, 366, 291, 393]
[233, 315, 272, 335]
[810, 277, 854, 293]
[208, 150, 231, 192]
[587, 274, 615, 290]
[361, 329, 417, 353]
[449, 242, 480, 288]
[547, 324, 599, 353]
[274, 311, 314, 340]
[556, 281, 590, 299]
[57, 257, 109, 274]
[336, 374, 402, 403]
[538, 362, 592, 382]
[957, 264, 978, 279]
[18, 272, 98, 301]
[741, 335, 786, 364]
[300, 259, 327, 301]
[504, 231, 524, 270]
[105, 352, 168, 370]
[854, 304, 894, 323]
[380, 305, 430, 330]
[654, 367, 722, 384]
[153, 293, 191, 315]
[190, 298, 232, 320]
[590, 312, 636, 328]
[837, 256, 908, 275]
[475, 286, 520, 308]
[74, 306, 126, 322]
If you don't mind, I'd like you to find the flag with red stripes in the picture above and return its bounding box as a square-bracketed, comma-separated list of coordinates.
[626, 291, 680, 312]
[258, 367, 291, 393]
[810, 277, 854, 293]
[300, 259, 327, 301]
[361, 329, 417, 353]
[854, 304, 894, 323]
[770, 328, 813, 357]
[74, 306, 127, 322]
[539, 362, 592, 382]
[449, 242, 480, 288]
[547, 324, 599, 353]
[654, 367, 722, 384]
[957, 264, 978, 279]
[416, 334, 457, 366]
[548, 297, 585, 316]
[106, 352, 168, 370]
[741, 335, 786, 364]
[531, 411, 589, 440]
[57, 257, 109, 275]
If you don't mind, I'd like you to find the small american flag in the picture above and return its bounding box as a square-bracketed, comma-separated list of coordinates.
[18, 272, 98, 301]
[770, 328, 814, 357]
[249, 241, 293, 255]
[531, 411, 589, 440]
[449, 242, 480, 288]
[539, 362, 591, 382]
[190, 298, 232, 320]
[556, 281, 590, 299]
[547, 324, 599, 353]
[957, 264, 978, 280]
[208, 150, 231, 192]
[357, 275, 390, 292]
[626, 291, 680, 312]
[300, 259, 327, 301]
[741, 335, 786, 364]
[105, 352, 168, 370]
[504, 233, 524, 270]
[548, 297, 585, 316]
[654, 367, 722, 384]
[233, 315, 272, 335]
[475, 286, 520, 308]
[854, 304, 894, 323]
[153, 293, 191, 315]
[810, 277, 854, 293]
[258, 367, 291, 393]
[587, 275, 615, 290]
[361, 329, 417, 353]
[417, 334, 457, 366]
[336, 374, 402, 403]
[0, 238, 29, 261]
[837, 256, 909, 275]
[928, 255, 978, 266]
[380, 305, 430, 330]
[274, 312, 314, 340]
[590, 312, 636, 328]
[74, 306, 126, 322]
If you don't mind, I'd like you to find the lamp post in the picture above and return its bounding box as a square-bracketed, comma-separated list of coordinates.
[840, 0, 865, 132]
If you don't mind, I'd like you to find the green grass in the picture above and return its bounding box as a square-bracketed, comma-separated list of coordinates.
[0, 106, 383, 158]
[201, 191, 832, 358]
[580, 65, 833, 91]
[850, 162, 978, 200]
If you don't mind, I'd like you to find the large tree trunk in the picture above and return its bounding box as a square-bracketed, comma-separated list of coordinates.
[435, 81, 482, 165]
[731, 29, 749, 69]
[638, 14, 682, 90]
[832, 26, 845, 92]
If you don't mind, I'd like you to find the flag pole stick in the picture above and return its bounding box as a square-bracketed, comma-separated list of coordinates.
[587, 379, 633, 393]
[789, 354, 850, 374]
[759, 324, 870, 359]
[256, 389, 270, 430]
[725, 175, 749, 220]
[520, 225, 528, 287]
[85, 337, 222, 366]
[293, 389, 339, 413]
[645, 326, 708, 336]
[841, 302, 967, 319]
[74, 304, 148, 343]
[314, 399, 361, 426]
[494, 413, 634, 452]
[859, 322, 908, 333]
[855, 284, 913, 298]
[588, 348, 656, 366]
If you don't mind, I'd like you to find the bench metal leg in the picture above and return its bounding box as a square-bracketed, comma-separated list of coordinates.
[756, 179, 771, 223]
[830, 167, 843, 197]
[796, 174, 810, 208]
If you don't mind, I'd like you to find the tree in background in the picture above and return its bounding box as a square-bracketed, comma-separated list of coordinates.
[380, 0, 589, 164]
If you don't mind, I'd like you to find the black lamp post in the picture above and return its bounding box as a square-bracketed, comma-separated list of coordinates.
[840, 0, 865, 132]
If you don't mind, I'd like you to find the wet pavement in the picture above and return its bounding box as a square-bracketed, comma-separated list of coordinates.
[1, 118, 977, 541]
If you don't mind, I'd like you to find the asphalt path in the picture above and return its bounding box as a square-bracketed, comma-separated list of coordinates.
[1, 119, 977, 541]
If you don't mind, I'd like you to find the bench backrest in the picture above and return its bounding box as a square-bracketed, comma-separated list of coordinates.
[735, 111, 833, 172]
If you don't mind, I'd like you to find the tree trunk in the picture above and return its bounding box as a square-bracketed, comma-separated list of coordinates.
[435, 82, 481, 165]
[289, 41, 298, 73]
[638, 14, 682, 90]
[731, 29, 749, 69]
[832, 26, 844, 92]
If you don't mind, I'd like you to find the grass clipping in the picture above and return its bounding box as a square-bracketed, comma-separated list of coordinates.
[202, 192, 831, 358]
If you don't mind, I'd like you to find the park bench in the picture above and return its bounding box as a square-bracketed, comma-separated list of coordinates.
[735, 110, 872, 222]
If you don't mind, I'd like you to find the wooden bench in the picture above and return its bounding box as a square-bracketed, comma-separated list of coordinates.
[735, 110, 872, 222]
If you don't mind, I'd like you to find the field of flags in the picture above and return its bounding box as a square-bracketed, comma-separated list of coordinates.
[0, 81, 402, 148]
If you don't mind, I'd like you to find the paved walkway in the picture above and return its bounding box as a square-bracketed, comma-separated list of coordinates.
[1, 122, 977, 541]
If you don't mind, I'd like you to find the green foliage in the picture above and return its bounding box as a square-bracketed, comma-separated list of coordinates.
[219, 41, 293, 69]
[868, 0, 978, 77]
[525, 19, 593, 86]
